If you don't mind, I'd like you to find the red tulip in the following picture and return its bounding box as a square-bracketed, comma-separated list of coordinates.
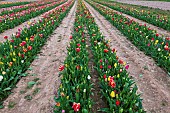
[109, 79, 116, 88]
[81, 39, 85, 42]
[103, 74, 107, 79]
[20, 41, 26, 46]
[69, 35, 72, 39]
[116, 100, 120, 106]
[100, 65, 103, 69]
[77, 43, 81, 47]
[104, 49, 109, 53]
[16, 33, 20, 38]
[76, 48, 80, 52]
[59, 65, 65, 71]
[112, 48, 116, 52]
[164, 45, 169, 51]
[118, 59, 124, 64]
[28, 46, 32, 51]
[10, 40, 14, 43]
[151, 38, 154, 41]
[72, 102, 80, 112]
[156, 33, 159, 37]
[99, 59, 102, 63]
[108, 65, 112, 69]
[4, 36, 8, 39]
[76, 65, 80, 70]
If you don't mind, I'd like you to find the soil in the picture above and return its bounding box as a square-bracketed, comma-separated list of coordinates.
[116, 0, 170, 10]
[0, 1, 65, 43]
[0, 1, 77, 113]
[84, 1, 170, 113]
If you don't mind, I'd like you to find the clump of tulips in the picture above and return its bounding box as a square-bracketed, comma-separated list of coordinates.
[86, 0, 170, 73]
[93, 0, 170, 31]
[54, 1, 93, 112]
[0, 0, 74, 106]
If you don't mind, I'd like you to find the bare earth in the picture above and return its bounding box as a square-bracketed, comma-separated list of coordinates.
[0, 1, 76, 113]
[84, 1, 170, 113]
[116, 0, 170, 10]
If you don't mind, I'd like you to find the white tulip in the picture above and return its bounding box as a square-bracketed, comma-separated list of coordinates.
[0, 76, 3, 82]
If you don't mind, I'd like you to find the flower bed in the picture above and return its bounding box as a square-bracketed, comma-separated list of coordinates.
[54, 1, 92, 112]
[0, 0, 74, 107]
[0, 1, 31, 8]
[0, 0, 56, 16]
[0, 0, 66, 33]
[54, 0, 145, 112]
[92, 0, 170, 31]
[86, 0, 170, 73]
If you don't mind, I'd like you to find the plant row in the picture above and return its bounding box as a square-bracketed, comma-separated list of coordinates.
[0, 0, 66, 33]
[0, 0, 56, 16]
[86, 0, 170, 73]
[54, 1, 93, 112]
[54, 0, 145, 112]
[82, 1, 145, 112]
[0, 0, 74, 107]
[0, 1, 31, 8]
[92, 0, 170, 31]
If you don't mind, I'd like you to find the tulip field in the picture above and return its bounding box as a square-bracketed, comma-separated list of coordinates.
[0, 0, 170, 113]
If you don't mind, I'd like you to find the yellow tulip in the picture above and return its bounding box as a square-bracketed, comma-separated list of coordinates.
[110, 91, 115, 98]
[114, 63, 117, 68]
[117, 74, 120, 78]
[0, 62, 4, 65]
[13, 58, 16, 62]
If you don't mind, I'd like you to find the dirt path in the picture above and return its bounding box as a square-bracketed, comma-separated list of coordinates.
[84, 1, 170, 113]
[116, 0, 170, 10]
[0, 1, 65, 43]
[94, 2, 170, 38]
[0, 1, 77, 113]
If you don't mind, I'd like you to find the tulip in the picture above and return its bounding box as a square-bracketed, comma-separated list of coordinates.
[72, 102, 80, 112]
[76, 48, 80, 52]
[4, 36, 8, 39]
[110, 91, 115, 98]
[104, 49, 109, 53]
[59, 65, 65, 71]
[116, 100, 120, 106]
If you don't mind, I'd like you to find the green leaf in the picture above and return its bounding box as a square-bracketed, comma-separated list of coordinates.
[98, 108, 109, 112]
[82, 109, 88, 113]
[3, 87, 11, 91]
[28, 67, 33, 71]
[27, 81, 36, 88]
[139, 74, 143, 77]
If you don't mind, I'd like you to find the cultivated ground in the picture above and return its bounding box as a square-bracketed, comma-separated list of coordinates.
[0, 0, 170, 113]
[116, 0, 170, 10]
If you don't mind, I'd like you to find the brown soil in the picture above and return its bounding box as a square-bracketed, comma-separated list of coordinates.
[84, 1, 170, 113]
[0, 1, 66, 43]
[0, 1, 77, 113]
[95, 2, 170, 38]
[116, 0, 170, 10]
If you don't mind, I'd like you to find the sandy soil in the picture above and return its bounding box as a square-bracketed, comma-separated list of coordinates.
[116, 0, 170, 10]
[0, 1, 76, 113]
[0, 1, 65, 43]
[84, 1, 170, 112]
